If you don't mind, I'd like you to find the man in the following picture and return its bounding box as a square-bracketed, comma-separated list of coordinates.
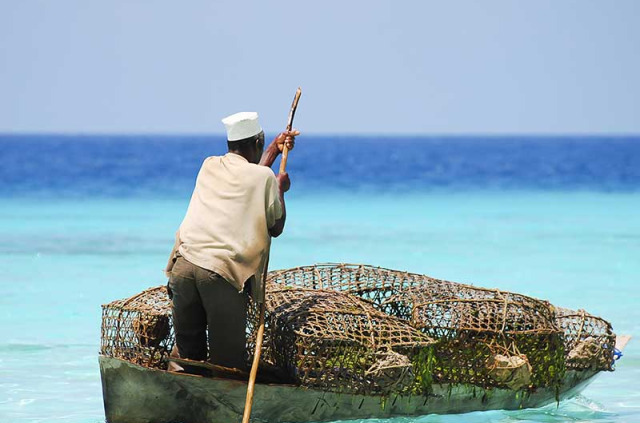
[165, 111, 298, 370]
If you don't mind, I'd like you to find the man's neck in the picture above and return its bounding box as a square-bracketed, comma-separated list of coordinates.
[228, 150, 252, 162]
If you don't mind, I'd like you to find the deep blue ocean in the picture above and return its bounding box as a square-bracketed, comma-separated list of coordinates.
[1, 134, 639, 423]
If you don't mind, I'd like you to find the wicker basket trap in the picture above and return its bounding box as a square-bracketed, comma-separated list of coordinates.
[262, 286, 436, 394]
[267, 264, 571, 391]
[382, 284, 565, 389]
[100, 286, 174, 368]
[555, 307, 615, 371]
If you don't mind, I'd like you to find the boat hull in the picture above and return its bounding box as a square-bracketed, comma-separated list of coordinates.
[100, 356, 600, 423]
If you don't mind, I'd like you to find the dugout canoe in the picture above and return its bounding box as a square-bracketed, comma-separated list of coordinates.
[100, 335, 630, 423]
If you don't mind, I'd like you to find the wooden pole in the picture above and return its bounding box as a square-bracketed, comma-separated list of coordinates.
[242, 87, 301, 423]
[241, 291, 266, 423]
[279, 87, 302, 174]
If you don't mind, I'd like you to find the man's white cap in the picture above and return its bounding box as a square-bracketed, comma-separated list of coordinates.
[221, 112, 263, 142]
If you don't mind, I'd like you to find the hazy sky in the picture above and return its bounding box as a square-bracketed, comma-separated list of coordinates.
[1, 1, 639, 134]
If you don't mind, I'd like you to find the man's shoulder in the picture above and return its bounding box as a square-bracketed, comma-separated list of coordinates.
[244, 162, 276, 181]
[203, 154, 275, 183]
[200, 155, 222, 167]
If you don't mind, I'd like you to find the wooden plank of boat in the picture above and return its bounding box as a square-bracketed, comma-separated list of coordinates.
[166, 357, 249, 379]
[164, 356, 288, 384]
[100, 355, 601, 423]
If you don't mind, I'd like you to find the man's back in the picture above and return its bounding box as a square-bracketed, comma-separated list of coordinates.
[178, 152, 282, 293]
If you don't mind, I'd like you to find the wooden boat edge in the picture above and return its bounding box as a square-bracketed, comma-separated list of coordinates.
[100, 355, 601, 423]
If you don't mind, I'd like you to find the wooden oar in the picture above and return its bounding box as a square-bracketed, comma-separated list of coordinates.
[242, 87, 302, 423]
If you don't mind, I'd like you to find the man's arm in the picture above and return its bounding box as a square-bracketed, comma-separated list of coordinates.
[259, 130, 299, 168]
[269, 173, 290, 238]
[262, 130, 297, 237]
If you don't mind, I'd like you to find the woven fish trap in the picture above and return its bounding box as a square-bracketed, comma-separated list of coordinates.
[266, 264, 568, 390]
[263, 286, 436, 395]
[100, 286, 174, 368]
[382, 284, 566, 389]
[555, 307, 615, 371]
[267, 263, 430, 308]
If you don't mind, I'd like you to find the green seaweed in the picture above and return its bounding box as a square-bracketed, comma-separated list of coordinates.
[411, 346, 436, 394]
[320, 345, 369, 372]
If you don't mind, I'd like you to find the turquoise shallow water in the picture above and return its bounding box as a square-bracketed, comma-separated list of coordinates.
[0, 191, 638, 422]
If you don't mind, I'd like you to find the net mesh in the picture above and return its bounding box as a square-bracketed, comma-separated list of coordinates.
[100, 263, 616, 395]
[555, 307, 615, 371]
[266, 264, 567, 390]
[383, 286, 565, 389]
[100, 286, 174, 368]
[261, 286, 435, 394]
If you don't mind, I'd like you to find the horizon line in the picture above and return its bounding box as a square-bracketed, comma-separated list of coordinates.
[1, 131, 640, 138]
